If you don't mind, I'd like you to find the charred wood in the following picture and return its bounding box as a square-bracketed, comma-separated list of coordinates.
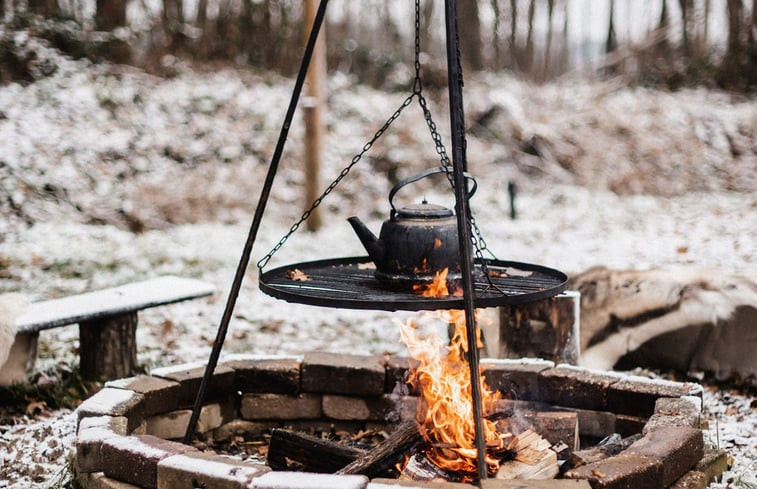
[267, 428, 365, 473]
[337, 420, 423, 479]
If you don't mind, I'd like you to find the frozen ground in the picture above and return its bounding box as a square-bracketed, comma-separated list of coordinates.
[0, 43, 755, 487]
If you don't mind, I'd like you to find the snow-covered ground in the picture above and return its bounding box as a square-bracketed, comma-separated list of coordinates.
[0, 43, 755, 487]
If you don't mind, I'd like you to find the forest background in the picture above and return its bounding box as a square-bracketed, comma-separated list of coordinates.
[2, 0, 756, 93]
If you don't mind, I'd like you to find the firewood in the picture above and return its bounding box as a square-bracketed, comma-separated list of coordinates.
[267, 428, 365, 473]
[337, 420, 423, 478]
[495, 429, 559, 480]
[399, 453, 452, 482]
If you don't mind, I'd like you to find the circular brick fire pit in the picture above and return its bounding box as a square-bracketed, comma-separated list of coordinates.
[74, 353, 726, 489]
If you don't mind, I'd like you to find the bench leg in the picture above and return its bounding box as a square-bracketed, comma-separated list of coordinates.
[0, 333, 38, 386]
[79, 312, 138, 380]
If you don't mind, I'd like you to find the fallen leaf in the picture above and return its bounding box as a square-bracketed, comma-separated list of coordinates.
[26, 399, 47, 416]
[676, 246, 689, 254]
[287, 268, 310, 281]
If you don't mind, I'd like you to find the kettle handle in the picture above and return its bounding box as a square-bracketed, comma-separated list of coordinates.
[389, 167, 478, 212]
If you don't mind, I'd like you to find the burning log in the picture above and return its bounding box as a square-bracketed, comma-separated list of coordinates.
[337, 420, 423, 478]
[267, 428, 365, 473]
[495, 429, 559, 480]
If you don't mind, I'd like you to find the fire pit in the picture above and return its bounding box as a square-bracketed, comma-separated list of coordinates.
[73, 353, 725, 489]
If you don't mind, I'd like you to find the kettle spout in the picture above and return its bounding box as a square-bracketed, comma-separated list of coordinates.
[347, 216, 385, 263]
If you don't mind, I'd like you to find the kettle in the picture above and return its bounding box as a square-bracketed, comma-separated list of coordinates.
[348, 167, 477, 287]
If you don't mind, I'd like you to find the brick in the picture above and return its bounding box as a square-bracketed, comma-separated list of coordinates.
[563, 408, 616, 439]
[643, 397, 702, 434]
[106, 375, 182, 417]
[480, 480, 592, 489]
[77, 387, 145, 433]
[302, 352, 385, 396]
[538, 365, 622, 410]
[481, 358, 554, 401]
[282, 420, 363, 435]
[251, 471, 368, 489]
[669, 470, 709, 489]
[240, 393, 322, 420]
[84, 472, 142, 489]
[370, 477, 475, 488]
[101, 434, 198, 489]
[564, 453, 663, 489]
[695, 448, 730, 483]
[213, 419, 276, 443]
[607, 376, 703, 418]
[625, 426, 704, 487]
[145, 402, 228, 440]
[151, 362, 235, 408]
[157, 451, 269, 489]
[76, 417, 129, 473]
[322, 395, 396, 421]
[224, 355, 302, 395]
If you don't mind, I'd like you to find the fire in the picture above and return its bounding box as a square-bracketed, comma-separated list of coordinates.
[400, 268, 509, 480]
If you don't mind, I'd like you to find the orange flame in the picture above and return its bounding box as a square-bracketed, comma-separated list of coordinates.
[400, 269, 507, 480]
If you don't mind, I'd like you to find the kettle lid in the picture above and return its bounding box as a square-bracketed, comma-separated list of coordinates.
[396, 202, 454, 219]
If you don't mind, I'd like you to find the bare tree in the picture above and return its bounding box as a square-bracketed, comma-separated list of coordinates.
[543, 0, 555, 79]
[491, 0, 502, 68]
[678, 0, 694, 57]
[720, 0, 745, 87]
[509, 0, 518, 69]
[458, 0, 483, 70]
[606, 0, 617, 54]
[524, 0, 535, 74]
[27, 0, 57, 17]
[95, 0, 127, 31]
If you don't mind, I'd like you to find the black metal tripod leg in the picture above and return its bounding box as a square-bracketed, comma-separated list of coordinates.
[183, 0, 331, 444]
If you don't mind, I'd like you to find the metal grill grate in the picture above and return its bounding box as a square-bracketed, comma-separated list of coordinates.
[259, 257, 568, 311]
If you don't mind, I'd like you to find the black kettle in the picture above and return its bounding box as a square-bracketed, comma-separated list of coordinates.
[347, 167, 477, 287]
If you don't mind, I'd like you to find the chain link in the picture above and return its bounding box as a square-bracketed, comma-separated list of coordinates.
[258, 0, 498, 281]
[256, 94, 415, 269]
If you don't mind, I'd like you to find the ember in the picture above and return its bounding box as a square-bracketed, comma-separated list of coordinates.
[399, 268, 513, 481]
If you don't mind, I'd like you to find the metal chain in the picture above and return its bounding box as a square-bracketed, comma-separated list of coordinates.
[410, 0, 499, 272]
[258, 0, 499, 279]
[257, 94, 415, 269]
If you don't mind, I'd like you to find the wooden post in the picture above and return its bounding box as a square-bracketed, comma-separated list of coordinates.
[303, 0, 326, 231]
[498, 291, 580, 364]
[79, 312, 138, 380]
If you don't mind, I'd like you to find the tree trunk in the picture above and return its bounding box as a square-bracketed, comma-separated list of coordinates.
[491, 0, 501, 68]
[27, 0, 57, 17]
[509, 0, 518, 69]
[303, 0, 325, 231]
[543, 0, 554, 80]
[720, 0, 745, 88]
[678, 0, 694, 57]
[524, 0, 536, 75]
[163, 0, 185, 52]
[95, 0, 127, 31]
[606, 0, 617, 54]
[559, 0, 570, 74]
[458, 0, 483, 70]
[79, 312, 138, 381]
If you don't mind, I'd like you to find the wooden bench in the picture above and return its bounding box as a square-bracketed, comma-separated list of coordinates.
[1, 276, 215, 384]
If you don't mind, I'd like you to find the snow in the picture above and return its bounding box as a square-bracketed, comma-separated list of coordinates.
[0, 39, 755, 488]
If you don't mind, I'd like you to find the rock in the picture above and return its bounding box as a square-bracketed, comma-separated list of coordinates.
[571, 267, 757, 380]
[0, 294, 29, 367]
